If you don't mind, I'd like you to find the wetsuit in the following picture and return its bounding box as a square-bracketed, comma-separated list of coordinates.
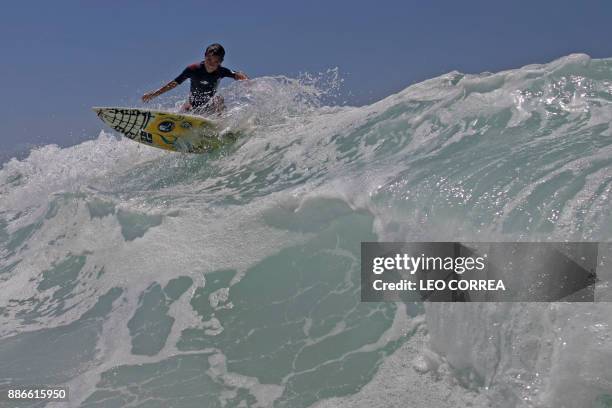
[174, 62, 236, 110]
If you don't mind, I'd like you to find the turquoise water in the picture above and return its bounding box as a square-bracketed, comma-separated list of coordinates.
[1, 54, 612, 407]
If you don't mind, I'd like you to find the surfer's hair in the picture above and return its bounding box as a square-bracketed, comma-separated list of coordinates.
[205, 43, 225, 60]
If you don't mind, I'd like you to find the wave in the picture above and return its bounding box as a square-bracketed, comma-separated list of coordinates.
[1, 54, 611, 407]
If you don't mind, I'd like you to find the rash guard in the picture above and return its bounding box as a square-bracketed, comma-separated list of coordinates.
[174, 62, 236, 107]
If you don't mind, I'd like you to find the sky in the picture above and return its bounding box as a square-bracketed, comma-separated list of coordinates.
[1, 0, 612, 159]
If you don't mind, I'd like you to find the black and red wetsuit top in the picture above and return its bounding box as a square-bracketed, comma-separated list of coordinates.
[174, 62, 236, 107]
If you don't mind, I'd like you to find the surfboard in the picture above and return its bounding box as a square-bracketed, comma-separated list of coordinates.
[92, 107, 237, 153]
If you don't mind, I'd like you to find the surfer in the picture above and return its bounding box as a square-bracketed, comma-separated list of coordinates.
[141, 43, 248, 115]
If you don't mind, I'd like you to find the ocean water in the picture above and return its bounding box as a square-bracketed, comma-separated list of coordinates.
[1, 53, 611, 407]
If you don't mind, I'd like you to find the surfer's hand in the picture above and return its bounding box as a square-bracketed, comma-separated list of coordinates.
[179, 101, 192, 113]
[142, 92, 156, 103]
[234, 72, 249, 80]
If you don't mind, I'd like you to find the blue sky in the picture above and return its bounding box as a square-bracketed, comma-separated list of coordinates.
[2, 0, 612, 158]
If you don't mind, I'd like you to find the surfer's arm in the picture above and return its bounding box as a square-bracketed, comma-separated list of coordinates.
[234, 72, 249, 80]
[142, 81, 178, 103]
[221, 67, 248, 81]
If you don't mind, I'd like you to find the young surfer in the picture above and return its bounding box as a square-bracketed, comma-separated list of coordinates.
[141, 43, 248, 115]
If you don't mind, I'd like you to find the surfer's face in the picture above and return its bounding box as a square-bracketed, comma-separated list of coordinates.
[204, 54, 222, 72]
